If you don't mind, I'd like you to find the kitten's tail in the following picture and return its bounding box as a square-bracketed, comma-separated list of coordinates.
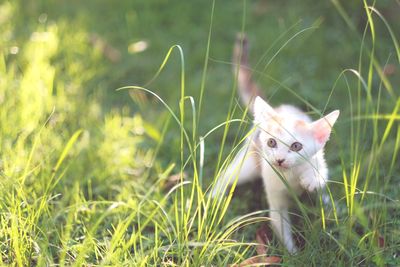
[232, 33, 264, 112]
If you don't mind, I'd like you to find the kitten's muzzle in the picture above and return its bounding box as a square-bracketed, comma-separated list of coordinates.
[276, 159, 285, 166]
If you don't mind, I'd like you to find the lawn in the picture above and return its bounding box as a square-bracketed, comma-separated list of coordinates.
[1, 0, 399, 266]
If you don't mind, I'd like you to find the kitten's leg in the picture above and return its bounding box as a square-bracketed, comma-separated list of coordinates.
[211, 144, 260, 197]
[299, 168, 333, 210]
[267, 191, 298, 254]
[299, 154, 328, 193]
[299, 166, 327, 193]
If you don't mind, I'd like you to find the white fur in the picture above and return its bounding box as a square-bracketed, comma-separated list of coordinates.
[212, 96, 339, 254]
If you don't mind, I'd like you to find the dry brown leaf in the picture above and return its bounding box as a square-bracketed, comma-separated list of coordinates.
[256, 224, 273, 255]
[383, 64, 396, 76]
[229, 224, 281, 266]
[229, 255, 281, 267]
[252, 1, 269, 16]
[378, 234, 385, 248]
[164, 172, 187, 191]
[129, 90, 149, 106]
[89, 33, 121, 63]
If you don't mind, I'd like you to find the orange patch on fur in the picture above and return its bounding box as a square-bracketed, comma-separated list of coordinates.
[265, 124, 282, 135]
[265, 116, 284, 134]
[293, 120, 310, 136]
[295, 120, 307, 129]
[274, 127, 283, 134]
[249, 142, 262, 172]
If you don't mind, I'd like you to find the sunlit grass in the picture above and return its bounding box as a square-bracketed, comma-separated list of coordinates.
[0, 0, 399, 266]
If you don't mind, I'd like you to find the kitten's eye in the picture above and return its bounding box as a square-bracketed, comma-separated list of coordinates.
[290, 142, 303, 152]
[267, 138, 277, 148]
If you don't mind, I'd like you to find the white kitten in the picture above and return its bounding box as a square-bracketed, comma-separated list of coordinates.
[212, 34, 339, 254]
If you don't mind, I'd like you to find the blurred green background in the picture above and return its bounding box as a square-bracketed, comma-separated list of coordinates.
[9, 0, 399, 166]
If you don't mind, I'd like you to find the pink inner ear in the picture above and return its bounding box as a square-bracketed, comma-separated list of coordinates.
[314, 129, 329, 144]
[313, 124, 330, 144]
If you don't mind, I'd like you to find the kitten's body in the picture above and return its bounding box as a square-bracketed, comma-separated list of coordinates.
[212, 34, 339, 254]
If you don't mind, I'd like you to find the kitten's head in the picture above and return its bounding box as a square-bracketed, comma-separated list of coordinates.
[253, 96, 339, 169]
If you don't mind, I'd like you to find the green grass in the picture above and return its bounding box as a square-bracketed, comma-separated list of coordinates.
[1, 0, 399, 265]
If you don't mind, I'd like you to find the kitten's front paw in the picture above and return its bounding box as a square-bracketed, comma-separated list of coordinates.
[299, 176, 324, 192]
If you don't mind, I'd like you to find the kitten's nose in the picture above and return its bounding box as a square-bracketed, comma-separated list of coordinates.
[276, 159, 285, 165]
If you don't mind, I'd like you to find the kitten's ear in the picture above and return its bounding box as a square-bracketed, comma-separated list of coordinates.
[253, 96, 276, 122]
[311, 110, 340, 144]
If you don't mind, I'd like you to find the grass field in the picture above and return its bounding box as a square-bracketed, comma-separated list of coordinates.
[1, 0, 399, 265]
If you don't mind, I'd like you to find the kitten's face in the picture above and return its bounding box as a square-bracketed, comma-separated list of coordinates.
[257, 118, 319, 169]
[253, 97, 339, 169]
